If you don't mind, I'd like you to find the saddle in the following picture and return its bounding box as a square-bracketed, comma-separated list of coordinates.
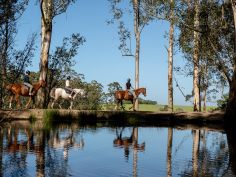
[22, 84, 30, 91]
[64, 88, 72, 94]
[124, 90, 132, 99]
[22, 84, 35, 94]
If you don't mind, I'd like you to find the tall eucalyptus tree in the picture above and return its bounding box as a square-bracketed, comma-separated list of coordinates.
[108, 0, 155, 110]
[225, 0, 236, 120]
[38, 0, 76, 108]
[0, 0, 36, 108]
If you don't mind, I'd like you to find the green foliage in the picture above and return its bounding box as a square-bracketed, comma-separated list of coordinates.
[139, 98, 157, 105]
[176, 0, 233, 103]
[43, 110, 56, 129]
[159, 105, 168, 111]
[83, 80, 105, 110]
[48, 33, 85, 88]
[216, 94, 229, 110]
[0, 0, 36, 108]
[29, 113, 36, 123]
[107, 0, 158, 55]
[106, 81, 122, 103]
[45, 33, 86, 107]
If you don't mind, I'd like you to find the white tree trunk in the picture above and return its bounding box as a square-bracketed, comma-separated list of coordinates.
[168, 0, 174, 112]
[193, 0, 200, 111]
[37, 0, 53, 108]
[133, 0, 140, 111]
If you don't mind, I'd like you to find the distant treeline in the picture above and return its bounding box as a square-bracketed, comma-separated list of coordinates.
[123, 98, 157, 105]
[138, 98, 157, 105]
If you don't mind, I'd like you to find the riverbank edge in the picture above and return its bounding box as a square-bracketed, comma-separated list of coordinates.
[0, 109, 225, 125]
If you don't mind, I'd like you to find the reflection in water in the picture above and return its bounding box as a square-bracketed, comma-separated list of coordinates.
[226, 128, 236, 176]
[113, 127, 145, 159]
[192, 130, 199, 177]
[113, 127, 145, 177]
[0, 122, 84, 177]
[166, 128, 173, 177]
[0, 121, 235, 176]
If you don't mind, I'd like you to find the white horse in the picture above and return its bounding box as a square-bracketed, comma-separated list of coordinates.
[50, 88, 86, 109]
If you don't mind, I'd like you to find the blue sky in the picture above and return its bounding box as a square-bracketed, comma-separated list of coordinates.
[16, 0, 195, 106]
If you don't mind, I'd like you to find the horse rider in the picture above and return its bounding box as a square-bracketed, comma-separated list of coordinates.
[65, 76, 75, 98]
[23, 70, 33, 95]
[126, 78, 136, 99]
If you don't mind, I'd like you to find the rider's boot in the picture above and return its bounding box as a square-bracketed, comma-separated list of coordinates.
[71, 92, 75, 98]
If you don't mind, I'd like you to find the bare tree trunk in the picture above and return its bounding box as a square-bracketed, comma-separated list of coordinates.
[203, 62, 208, 112]
[193, 0, 200, 112]
[37, 0, 53, 108]
[0, 128, 3, 176]
[168, 0, 174, 112]
[199, 77, 201, 111]
[133, 0, 140, 111]
[225, 1, 236, 121]
[0, 5, 9, 108]
[203, 89, 207, 112]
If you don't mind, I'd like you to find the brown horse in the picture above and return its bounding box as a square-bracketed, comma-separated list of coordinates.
[114, 87, 146, 111]
[6, 80, 46, 109]
[113, 127, 145, 157]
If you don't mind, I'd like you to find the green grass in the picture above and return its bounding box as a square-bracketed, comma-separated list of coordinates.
[103, 103, 216, 112]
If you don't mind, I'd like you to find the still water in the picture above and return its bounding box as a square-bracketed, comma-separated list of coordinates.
[0, 121, 235, 177]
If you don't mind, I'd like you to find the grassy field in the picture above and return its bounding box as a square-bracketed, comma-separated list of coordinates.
[104, 104, 217, 112]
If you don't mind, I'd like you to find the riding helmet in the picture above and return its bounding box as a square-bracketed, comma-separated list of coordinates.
[67, 76, 71, 80]
[127, 78, 131, 82]
[26, 70, 30, 74]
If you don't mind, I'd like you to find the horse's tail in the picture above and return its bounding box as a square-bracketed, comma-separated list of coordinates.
[5, 84, 13, 93]
[50, 88, 56, 99]
[114, 90, 124, 100]
[114, 91, 119, 100]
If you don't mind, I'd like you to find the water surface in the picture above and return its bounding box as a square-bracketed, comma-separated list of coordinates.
[0, 121, 235, 177]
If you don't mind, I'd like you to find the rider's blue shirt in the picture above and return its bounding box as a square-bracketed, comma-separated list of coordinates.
[23, 75, 30, 83]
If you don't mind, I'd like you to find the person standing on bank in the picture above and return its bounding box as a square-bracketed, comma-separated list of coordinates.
[126, 78, 136, 99]
[23, 71, 33, 96]
[65, 76, 75, 98]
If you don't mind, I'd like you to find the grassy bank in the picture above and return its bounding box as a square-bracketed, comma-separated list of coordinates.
[104, 104, 216, 112]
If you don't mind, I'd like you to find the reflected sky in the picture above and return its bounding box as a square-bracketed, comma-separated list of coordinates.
[0, 122, 234, 177]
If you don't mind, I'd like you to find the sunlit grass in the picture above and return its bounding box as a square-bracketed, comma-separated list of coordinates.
[103, 103, 216, 112]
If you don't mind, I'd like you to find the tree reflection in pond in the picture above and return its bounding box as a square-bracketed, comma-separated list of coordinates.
[0, 121, 235, 177]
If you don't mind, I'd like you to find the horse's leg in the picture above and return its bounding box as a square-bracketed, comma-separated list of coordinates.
[115, 101, 117, 110]
[32, 97, 36, 109]
[115, 99, 119, 110]
[25, 97, 32, 109]
[69, 100, 73, 110]
[51, 99, 55, 109]
[9, 95, 14, 109]
[121, 100, 125, 110]
[129, 99, 135, 111]
[15, 95, 21, 109]
[132, 99, 136, 111]
[59, 103, 62, 109]
[51, 93, 58, 109]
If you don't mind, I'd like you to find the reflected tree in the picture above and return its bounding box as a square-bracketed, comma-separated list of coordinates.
[166, 128, 173, 177]
[113, 126, 145, 177]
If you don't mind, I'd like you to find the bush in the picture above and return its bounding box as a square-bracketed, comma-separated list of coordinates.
[159, 105, 168, 111]
[216, 94, 228, 110]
